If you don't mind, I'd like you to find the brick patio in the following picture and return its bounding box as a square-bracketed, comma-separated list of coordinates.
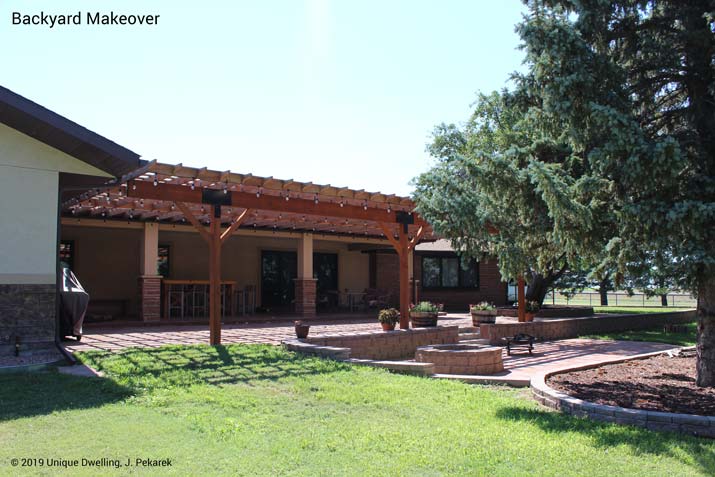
[61, 314, 679, 386]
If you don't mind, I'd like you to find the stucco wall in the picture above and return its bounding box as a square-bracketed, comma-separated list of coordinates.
[0, 123, 110, 285]
[60, 224, 371, 315]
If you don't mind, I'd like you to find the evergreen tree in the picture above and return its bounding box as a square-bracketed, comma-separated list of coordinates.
[414, 1, 715, 385]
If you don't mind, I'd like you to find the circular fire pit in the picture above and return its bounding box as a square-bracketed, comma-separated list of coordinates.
[415, 344, 504, 375]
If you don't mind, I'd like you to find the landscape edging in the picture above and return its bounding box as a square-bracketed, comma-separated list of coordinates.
[530, 346, 715, 438]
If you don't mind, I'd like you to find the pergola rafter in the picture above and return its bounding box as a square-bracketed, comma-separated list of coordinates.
[62, 161, 436, 344]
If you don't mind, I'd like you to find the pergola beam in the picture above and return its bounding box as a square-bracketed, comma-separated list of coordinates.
[128, 180, 427, 226]
[220, 209, 250, 243]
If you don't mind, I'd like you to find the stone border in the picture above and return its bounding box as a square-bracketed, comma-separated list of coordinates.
[481, 309, 696, 345]
[282, 338, 435, 376]
[530, 347, 715, 438]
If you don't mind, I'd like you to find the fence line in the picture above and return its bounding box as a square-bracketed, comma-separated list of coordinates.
[544, 291, 697, 308]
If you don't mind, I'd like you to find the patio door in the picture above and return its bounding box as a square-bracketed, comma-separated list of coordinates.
[261, 251, 297, 310]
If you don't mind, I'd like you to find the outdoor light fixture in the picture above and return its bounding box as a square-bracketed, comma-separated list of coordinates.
[190, 180, 195, 191]
[387, 206, 391, 213]
[153, 177, 158, 186]
[314, 194, 319, 204]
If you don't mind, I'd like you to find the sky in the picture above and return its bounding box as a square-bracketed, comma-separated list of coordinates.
[2, 0, 527, 196]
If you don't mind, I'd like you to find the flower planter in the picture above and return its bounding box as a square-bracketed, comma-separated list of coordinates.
[410, 311, 438, 327]
[471, 310, 497, 326]
[524, 312, 536, 322]
[295, 322, 310, 339]
[380, 323, 396, 331]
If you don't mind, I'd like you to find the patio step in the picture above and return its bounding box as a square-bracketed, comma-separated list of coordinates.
[458, 338, 491, 345]
[458, 332, 481, 341]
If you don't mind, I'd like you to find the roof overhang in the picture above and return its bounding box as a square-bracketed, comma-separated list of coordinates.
[0, 85, 141, 177]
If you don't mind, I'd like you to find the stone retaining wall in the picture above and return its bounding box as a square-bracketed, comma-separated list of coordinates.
[303, 325, 459, 360]
[0, 284, 56, 355]
[481, 310, 696, 345]
[531, 353, 715, 438]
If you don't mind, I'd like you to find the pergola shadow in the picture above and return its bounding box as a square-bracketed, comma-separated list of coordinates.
[78, 343, 353, 389]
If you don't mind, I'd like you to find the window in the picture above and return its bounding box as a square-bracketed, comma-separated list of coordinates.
[421, 255, 479, 289]
[157, 244, 171, 278]
[59, 240, 74, 270]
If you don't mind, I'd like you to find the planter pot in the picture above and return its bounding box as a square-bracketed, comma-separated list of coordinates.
[380, 323, 396, 331]
[471, 310, 497, 326]
[410, 311, 438, 327]
[524, 313, 535, 322]
[295, 323, 310, 339]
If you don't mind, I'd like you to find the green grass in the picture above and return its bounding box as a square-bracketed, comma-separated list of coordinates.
[1, 345, 714, 476]
[584, 322, 697, 347]
[594, 306, 694, 314]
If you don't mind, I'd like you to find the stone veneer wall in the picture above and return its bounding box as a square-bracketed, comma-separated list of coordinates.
[480, 310, 697, 345]
[305, 325, 460, 360]
[294, 278, 317, 318]
[0, 284, 56, 355]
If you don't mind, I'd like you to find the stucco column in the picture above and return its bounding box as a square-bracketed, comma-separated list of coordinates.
[294, 233, 316, 318]
[138, 222, 161, 321]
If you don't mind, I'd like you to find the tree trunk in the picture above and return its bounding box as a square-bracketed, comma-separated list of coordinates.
[525, 273, 553, 306]
[598, 276, 611, 306]
[696, 271, 715, 387]
[661, 294, 668, 307]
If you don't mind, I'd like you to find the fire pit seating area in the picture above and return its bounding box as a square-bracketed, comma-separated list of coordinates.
[415, 344, 503, 375]
[283, 325, 506, 377]
[295, 326, 460, 360]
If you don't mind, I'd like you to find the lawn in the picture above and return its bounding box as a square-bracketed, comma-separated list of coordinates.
[594, 306, 694, 314]
[584, 322, 697, 347]
[1, 345, 713, 476]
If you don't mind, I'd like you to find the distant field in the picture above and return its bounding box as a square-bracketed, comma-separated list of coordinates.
[545, 291, 696, 308]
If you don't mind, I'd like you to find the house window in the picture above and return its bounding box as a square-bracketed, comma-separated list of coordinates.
[157, 244, 170, 278]
[59, 240, 74, 270]
[421, 255, 479, 289]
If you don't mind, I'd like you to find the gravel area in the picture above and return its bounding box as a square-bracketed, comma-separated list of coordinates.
[549, 352, 715, 416]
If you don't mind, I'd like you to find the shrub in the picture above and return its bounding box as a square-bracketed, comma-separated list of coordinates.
[526, 300, 541, 313]
[377, 308, 400, 325]
[470, 302, 495, 312]
[411, 301, 440, 313]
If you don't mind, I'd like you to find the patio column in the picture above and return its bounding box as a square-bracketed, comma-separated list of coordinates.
[138, 222, 161, 321]
[295, 232, 316, 318]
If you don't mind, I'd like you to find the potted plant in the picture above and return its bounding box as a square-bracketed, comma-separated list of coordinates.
[294, 320, 310, 339]
[470, 302, 497, 326]
[525, 301, 540, 322]
[377, 308, 399, 331]
[410, 301, 439, 327]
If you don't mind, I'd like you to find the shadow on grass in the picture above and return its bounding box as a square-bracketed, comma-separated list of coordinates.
[77, 343, 352, 391]
[496, 406, 715, 474]
[0, 371, 132, 422]
[1, 344, 351, 422]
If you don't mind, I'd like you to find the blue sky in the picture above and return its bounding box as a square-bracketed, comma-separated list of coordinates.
[3, 0, 527, 196]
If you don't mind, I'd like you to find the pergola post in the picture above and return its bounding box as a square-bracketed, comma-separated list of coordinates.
[398, 227, 410, 329]
[517, 275, 526, 322]
[209, 206, 222, 345]
[175, 202, 249, 346]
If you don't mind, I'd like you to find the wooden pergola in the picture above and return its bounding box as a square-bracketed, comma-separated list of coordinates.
[63, 161, 434, 344]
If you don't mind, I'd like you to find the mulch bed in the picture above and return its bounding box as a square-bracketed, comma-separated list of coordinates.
[548, 351, 715, 416]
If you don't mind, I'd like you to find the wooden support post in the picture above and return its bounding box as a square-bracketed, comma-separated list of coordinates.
[209, 205, 222, 345]
[517, 276, 526, 323]
[398, 225, 410, 329]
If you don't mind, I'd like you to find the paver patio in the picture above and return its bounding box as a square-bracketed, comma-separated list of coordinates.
[62, 314, 678, 386]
